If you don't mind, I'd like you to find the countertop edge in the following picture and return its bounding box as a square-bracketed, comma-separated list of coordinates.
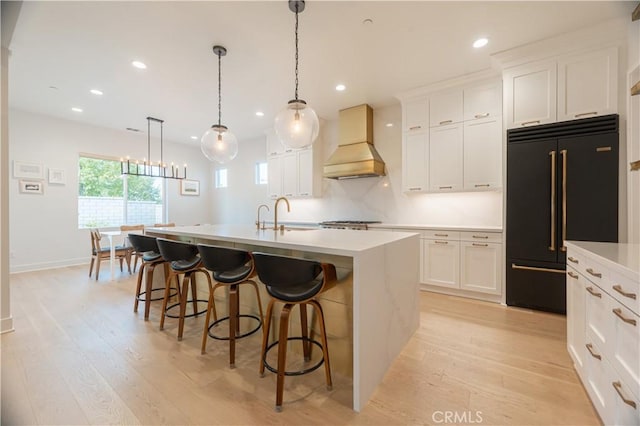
[565, 241, 640, 281]
[368, 224, 503, 232]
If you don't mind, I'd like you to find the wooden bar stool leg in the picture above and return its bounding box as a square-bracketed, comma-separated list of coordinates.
[299, 303, 310, 361]
[201, 286, 216, 354]
[260, 300, 275, 377]
[311, 300, 332, 390]
[159, 272, 176, 330]
[133, 263, 145, 313]
[190, 274, 199, 317]
[276, 304, 293, 412]
[229, 284, 238, 368]
[247, 280, 264, 324]
[177, 273, 191, 340]
[144, 263, 157, 320]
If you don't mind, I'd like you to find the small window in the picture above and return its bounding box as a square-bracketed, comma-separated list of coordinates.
[255, 162, 268, 185]
[215, 168, 228, 188]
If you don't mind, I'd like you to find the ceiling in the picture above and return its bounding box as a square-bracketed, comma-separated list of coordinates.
[7, 1, 636, 146]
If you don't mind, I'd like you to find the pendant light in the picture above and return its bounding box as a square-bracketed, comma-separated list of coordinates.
[274, 0, 319, 149]
[201, 45, 238, 164]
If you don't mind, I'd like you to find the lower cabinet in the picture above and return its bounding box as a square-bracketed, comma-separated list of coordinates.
[566, 243, 639, 426]
[420, 229, 503, 298]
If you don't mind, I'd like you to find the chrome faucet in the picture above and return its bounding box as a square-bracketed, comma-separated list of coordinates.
[273, 197, 290, 230]
[256, 204, 269, 230]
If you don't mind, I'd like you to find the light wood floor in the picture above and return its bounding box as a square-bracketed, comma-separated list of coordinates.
[1, 265, 600, 425]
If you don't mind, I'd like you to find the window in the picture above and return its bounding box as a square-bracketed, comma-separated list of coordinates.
[215, 168, 228, 188]
[255, 161, 268, 185]
[78, 155, 164, 228]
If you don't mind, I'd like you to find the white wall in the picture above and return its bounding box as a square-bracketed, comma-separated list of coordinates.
[9, 109, 213, 272]
[211, 103, 503, 228]
[628, 17, 640, 243]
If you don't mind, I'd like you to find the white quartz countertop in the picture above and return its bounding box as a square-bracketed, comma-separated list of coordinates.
[147, 225, 419, 256]
[565, 241, 640, 282]
[368, 223, 503, 232]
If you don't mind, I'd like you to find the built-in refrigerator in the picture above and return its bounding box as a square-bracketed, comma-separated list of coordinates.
[506, 114, 619, 314]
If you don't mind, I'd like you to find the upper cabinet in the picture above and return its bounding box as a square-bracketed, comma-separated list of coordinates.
[429, 89, 463, 127]
[266, 128, 287, 157]
[504, 47, 618, 129]
[463, 80, 502, 121]
[403, 98, 429, 133]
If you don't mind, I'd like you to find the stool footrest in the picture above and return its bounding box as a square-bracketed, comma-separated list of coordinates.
[208, 314, 262, 340]
[137, 287, 176, 302]
[164, 299, 208, 319]
[262, 337, 325, 376]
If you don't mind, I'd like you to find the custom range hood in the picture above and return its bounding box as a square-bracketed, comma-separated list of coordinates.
[323, 104, 386, 179]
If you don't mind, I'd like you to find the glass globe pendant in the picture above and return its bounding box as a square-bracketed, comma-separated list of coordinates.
[201, 45, 238, 164]
[274, 0, 319, 150]
[201, 124, 238, 163]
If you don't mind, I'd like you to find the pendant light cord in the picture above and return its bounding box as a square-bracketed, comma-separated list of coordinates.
[217, 49, 222, 126]
[294, 4, 299, 101]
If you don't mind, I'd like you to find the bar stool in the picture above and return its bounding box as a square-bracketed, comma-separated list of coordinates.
[252, 252, 337, 412]
[197, 244, 264, 368]
[127, 234, 175, 320]
[156, 238, 211, 340]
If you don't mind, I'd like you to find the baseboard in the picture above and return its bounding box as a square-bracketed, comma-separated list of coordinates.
[1, 315, 14, 334]
[10, 257, 87, 274]
[419, 284, 502, 304]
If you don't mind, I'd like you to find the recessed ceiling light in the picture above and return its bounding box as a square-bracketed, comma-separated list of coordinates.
[190, 136, 198, 140]
[473, 38, 489, 48]
[335, 84, 346, 91]
[131, 60, 147, 69]
[71, 107, 83, 113]
[90, 89, 103, 96]
[256, 111, 265, 117]
[385, 123, 394, 127]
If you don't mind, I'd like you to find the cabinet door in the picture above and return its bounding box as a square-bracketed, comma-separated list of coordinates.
[429, 124, 463, 191]
[583, 339, 613, 423]
[266, 129, 284, 157]
[463, 80, 502, 121]
[267, 156, 282, 199]
[460, 241, 502, 295]
[609, 298, 639, 399]
[404, 98, 429, 132]
[421, 239, 460, 288]
[430, 89, 463, 127]
[504, 60, 557, 128]
[463, 118, 503, 190]
[566, 267, 586, 375]
[297, 148, 313, 197]
[281, 153, 297, 197]
[403, 132, 428, 192]
[557, 47, 618, 122]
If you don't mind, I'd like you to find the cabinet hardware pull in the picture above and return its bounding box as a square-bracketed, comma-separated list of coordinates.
[613, 285, 637, 300]
[434, 241, 448, 245]
[472, 243, 488, 247]
[567, 256, 579, 264]
[612, 382, 637, 409]
[474, 113, 490, 119]
[585, 343, 602, 360]
[596, 146, 612, 152]
[586, 287, 602, 298]
[439, 120, 453, 125]
[439, 186, 453, 189]
[511, 264, 565, 274]
[472, 235, 488, 239]
[409, 187, 422, 191]
[549, 151, 557, 251]
[560, 149, 567, 252]
[474, 184, 490, 188]
[567, 271, 579, 279]
[522, 120, 541, 126]
[434, 233, 448, 237]
[575, 111, 598, 118]
[586, 268, 602, 278]
[409, 125, 422, 130]
[612, 308, 637, 326]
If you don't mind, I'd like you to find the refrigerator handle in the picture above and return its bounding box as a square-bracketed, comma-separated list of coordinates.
[561, 149, 567, 252]
[549, 150, 557, 251]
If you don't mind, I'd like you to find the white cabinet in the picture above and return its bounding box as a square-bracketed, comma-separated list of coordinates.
[281, 153, 297, 197]
[557, 47, 618, 122]
[566, 242, 640, 426]
[266, 128, 286, 157]
[402, 132, 429, 192]
[504, 47, 618, 129]
[403, 98, 429, 132]
[463, 118, 502, 190]
[460, 239, 502, 295]
[267, 156, 282, 199]
[463, 80, 502, 121]
[421, 236, 459, 289]
[429, 124, 463, 191]
[429, 89, 463, 127]
[266, 134, 321, 199]
[504, 60, 557, 128]
[297, 148, 314, 197]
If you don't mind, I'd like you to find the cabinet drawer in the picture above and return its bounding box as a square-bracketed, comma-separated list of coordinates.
[583, 339, 613, 422]
[421, 230, 460, 240]
[606, 269, 640, 316]
[585, 280, 610, 353]
[459, 231, 502, 243]
[609, 297, 640, 400]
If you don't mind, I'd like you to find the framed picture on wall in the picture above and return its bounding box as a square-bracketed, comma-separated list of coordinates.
[19, 180, 44, 194]
[13, 161, 44, 179]
[48, 168, 66, 185]
[180, 179, 200, 196]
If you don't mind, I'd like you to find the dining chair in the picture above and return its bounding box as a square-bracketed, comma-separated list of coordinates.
[120, 224, 145, 272]
[154, 222, 176, 227]
[89, 229, 132, 280]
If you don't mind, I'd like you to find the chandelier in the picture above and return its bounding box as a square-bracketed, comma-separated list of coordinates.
[121, 117, 187, 180]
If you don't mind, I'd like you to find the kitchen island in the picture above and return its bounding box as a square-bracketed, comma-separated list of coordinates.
[147, 224, 420, 412]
